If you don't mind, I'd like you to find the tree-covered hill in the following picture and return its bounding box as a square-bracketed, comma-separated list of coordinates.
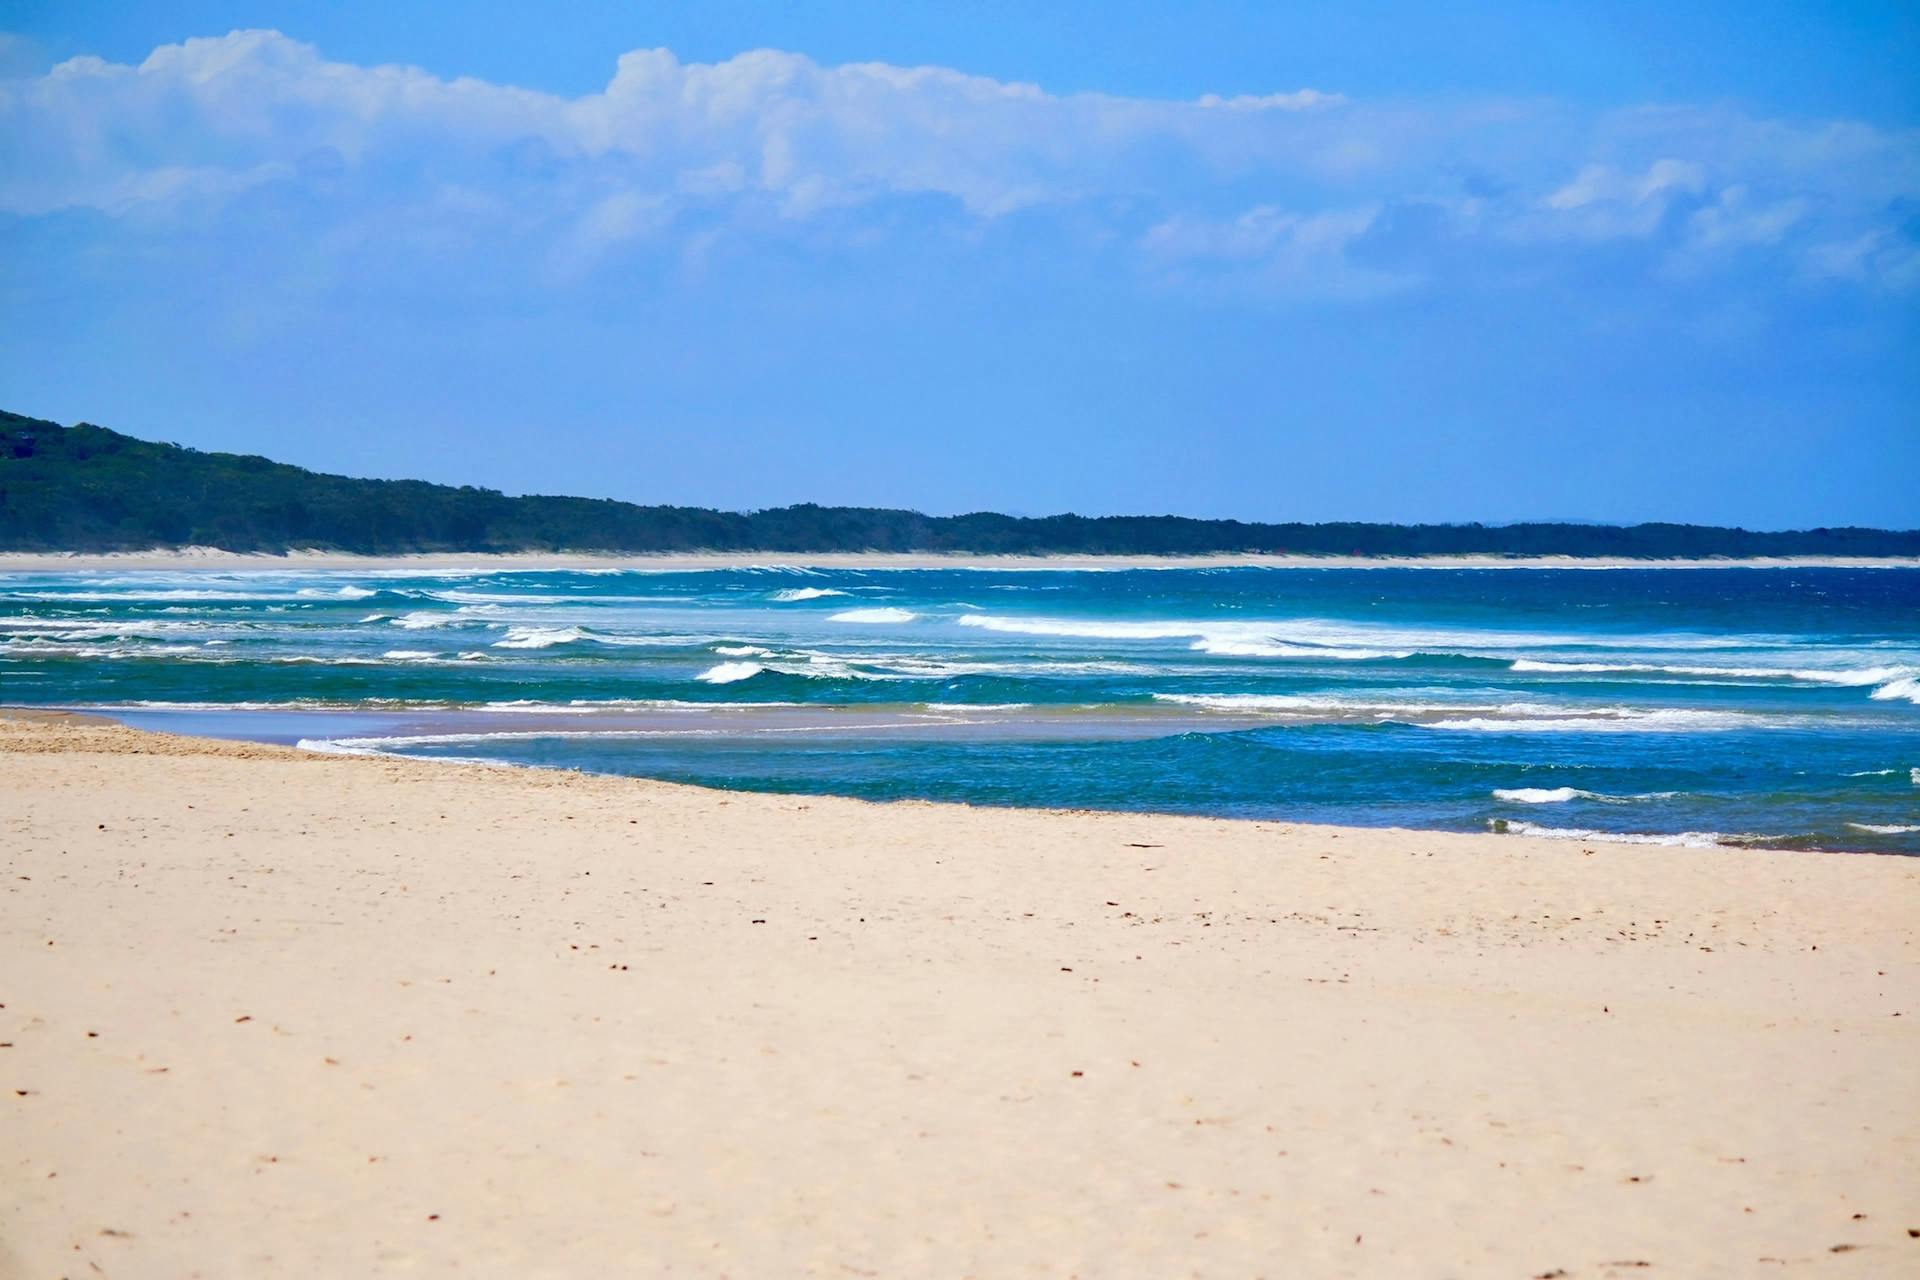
[2, 410, 1915, 557]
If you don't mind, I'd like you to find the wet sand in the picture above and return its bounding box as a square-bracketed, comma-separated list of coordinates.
[3, 712, 1915, 1276]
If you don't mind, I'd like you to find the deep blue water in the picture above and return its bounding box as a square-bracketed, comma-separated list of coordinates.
[4, 564, 1916, 852]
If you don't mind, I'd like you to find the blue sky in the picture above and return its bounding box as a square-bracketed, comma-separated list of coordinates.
[2, 2, 1915, 527]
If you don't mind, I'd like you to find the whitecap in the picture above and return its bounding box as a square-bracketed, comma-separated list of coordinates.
[1512, 659, 1916, 696]
[959, 612, 1764, 655]
[1492, 787, 1589, 804]
[491, 626, 597, 650]
[698, 661, 765, 684]
[1428, 708, 1757, 733]
[295, 585, 377, 600]
[1847, 822, 1920, 835]
[829, 607, 919, 624]
[1869, 676, 1920, 705]
[771, 587, 850, 602]
[1490, 786, 1676, 804]
[1191, 637, 1410, 661]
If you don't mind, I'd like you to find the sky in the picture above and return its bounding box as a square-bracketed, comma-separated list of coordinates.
[1, 2, 1915, 528]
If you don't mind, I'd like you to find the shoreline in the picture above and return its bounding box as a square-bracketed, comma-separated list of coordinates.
[4, 548, 1919, 572]
[26, 703, 1899, 855]
[5, 711, 1918, 1274]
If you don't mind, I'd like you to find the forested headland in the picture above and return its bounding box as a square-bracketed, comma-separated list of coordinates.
[4, 410, 1914, 558]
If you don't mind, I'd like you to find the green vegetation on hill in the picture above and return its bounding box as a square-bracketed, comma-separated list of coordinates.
[3, 410, 1915, 557]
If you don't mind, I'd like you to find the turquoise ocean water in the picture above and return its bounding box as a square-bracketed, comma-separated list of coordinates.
[4, 564, 1916, 852]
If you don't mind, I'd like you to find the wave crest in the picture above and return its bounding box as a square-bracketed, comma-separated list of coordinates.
[828, 607, 919, 623]
[698, 661, 764, 684]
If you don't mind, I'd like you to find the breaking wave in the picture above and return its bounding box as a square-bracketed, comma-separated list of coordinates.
[698, 661, 764, 685]
[828, 607, 919, 623]
[772, 587, 850, 602]
[1490, 787, 1675, 804]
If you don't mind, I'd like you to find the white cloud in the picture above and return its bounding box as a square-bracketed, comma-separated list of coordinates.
[1686, 186, 1809, 250]
[1545, 159, 1705, 211]
[1, 29, 1913, 293]
[1195, 90, 1346, 112]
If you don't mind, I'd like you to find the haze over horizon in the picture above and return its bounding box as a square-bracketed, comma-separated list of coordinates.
[2, 2, 1916, 528]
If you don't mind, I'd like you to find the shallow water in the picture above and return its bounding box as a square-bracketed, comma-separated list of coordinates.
[4, 564, 1916, 851]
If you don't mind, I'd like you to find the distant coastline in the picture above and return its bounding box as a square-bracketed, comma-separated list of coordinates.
[4, 548, 1919, 572]
[6, 411, 1917, 561]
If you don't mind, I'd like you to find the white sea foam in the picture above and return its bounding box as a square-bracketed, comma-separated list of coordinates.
[959, 616, 1223, 641]
[957, 612, 1766, 656]
[713, 644, 774, 657]
[1155, 693, 1569, 719]
[1428, 708, 1756, 733]
[295, 585, 377, 600]
[1489, 787, 1673, 804]
[3, 589, 303, 602]
[1190, 637, 1410, 660]
[493, 626, 591, 650]
[772, 587, 850, 602]
[1492, 787, 1590, 804]
[1491, 820, 1750, 847]
[294, 737, 387, 756]
[1511, 659, 1917, 703]
[698, 661, 765, 684]
[1869, 676, 1920, 705]
[382, 649, 437, 660]
[1847, 823, 1920, 835]
[829, 607, 919, 623]
[392, 611, 456, 630]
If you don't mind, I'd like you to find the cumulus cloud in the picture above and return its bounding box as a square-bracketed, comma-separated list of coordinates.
[1, 29, 1915, 293]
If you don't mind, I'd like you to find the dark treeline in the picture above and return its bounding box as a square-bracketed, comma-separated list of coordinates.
[4, 411, 1916, 558]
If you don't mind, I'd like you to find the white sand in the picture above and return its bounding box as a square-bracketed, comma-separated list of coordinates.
[2, 549, 1917, 572]
[3, 713, 1916, 1276]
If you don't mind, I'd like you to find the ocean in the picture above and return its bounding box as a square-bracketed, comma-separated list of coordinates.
[4, 563, 1916, 852]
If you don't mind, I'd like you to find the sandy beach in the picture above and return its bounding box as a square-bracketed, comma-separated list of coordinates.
[3, 712, 1916, 1277]
[3, 549, 1918, 573]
